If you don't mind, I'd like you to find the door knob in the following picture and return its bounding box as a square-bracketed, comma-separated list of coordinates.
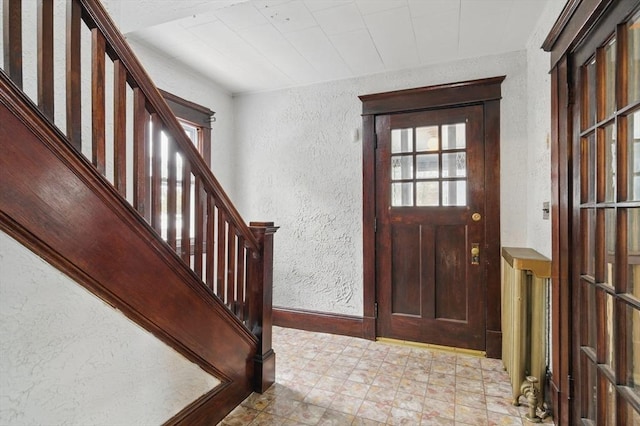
[471, 244, 480, 265]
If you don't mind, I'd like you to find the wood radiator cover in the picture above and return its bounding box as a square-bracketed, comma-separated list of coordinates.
[501, 247, 551, 411]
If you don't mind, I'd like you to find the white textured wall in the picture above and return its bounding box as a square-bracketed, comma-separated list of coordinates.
[525, 0, 567, 259]
[0, 232, 221, 425]
[234, 50, 530, 316]
[126, 39, 239, 200]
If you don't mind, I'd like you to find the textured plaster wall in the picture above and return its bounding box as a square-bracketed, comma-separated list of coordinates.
[524, 0, 568, 259]
[234, 50, 530, 316]
[127, 39, 238, 199]
[0, 232, 221, 424]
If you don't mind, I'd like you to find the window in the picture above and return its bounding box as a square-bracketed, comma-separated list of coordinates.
[156, 90, 215, 251]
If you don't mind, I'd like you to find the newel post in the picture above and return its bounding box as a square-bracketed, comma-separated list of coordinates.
[248, 221, 278, 393]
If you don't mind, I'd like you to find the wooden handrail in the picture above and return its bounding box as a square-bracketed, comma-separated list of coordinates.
[79, 0, 260, 252]
[2, 0, 278, 414]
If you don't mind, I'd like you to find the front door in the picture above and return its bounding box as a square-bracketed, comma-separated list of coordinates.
[375, 104, 486, 350]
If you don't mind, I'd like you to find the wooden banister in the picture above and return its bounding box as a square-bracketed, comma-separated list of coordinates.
[79, 0, 260, 252]
[2, 0, 22, 88]
[247, 222, 279, 393]
[2, 0, 278, 414]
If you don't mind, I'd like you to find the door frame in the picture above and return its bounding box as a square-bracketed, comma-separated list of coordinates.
[543, 0, 640, 424]
[359, 76, 505, 358]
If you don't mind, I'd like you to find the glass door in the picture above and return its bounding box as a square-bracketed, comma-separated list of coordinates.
[575, 8, 640, 424]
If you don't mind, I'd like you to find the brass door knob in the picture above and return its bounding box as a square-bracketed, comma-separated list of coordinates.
[472, 213, 481, 221]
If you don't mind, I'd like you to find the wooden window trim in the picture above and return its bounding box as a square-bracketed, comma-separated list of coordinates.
[159, 89, 214, 167]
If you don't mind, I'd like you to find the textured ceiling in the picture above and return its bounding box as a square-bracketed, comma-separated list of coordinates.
[102, 0, 558, 94]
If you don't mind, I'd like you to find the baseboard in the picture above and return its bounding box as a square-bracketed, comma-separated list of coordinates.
[273, 307, 365, 339]
[165, 381, 251, 426]
[486, 330, 502, 359]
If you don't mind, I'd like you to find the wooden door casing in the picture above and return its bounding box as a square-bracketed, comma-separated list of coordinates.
[360, 77, 504, 358]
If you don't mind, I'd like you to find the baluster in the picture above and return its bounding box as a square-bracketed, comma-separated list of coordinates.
[248, 222, 278, 392]
[194, 177, 204, 279]
[133, 88, 149, 221]
[3, 0, 22, 88]
[166, 137, 177, 249]
[66, 0, 81, 150]
[113, 60, 127, 196]
[236, 237, 245, 319]
[37, 0, 54, 119]
[91, 28, 106, 174]
[150, 114, 162, 233]
[217, 209, 227, 299]
[206, 197, 215, 291]
[227, 224, 236, 310]
[181, 161, 191, 264]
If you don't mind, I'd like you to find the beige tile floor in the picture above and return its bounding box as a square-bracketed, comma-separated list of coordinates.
[218, 326, 554, 425]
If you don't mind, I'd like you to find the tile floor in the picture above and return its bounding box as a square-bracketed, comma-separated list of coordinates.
[218, 327, 554, 425]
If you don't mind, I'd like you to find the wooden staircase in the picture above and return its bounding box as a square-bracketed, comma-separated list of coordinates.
[0, 0, 276, 424]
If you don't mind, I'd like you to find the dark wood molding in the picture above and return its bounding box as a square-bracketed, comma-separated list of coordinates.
[485, 331, 502, 360]
[484, 98, 502, 359]
[359, 76, 505, 116]
[165, 382, 248, 426]
[542, 0, 584, 52]
[1, 72, 255, 424]
[360, 76, 504, 358]
[361, 113, 377, 341]
[159, 88, 215, 128]
[273, 307, 366, 339]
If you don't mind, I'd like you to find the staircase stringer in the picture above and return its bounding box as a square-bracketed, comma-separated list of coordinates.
[0, 71, 257, 425]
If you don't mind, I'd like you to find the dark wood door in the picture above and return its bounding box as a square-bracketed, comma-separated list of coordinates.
[375, 105, 486, 350]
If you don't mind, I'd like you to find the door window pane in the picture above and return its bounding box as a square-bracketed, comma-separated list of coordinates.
[584, 282, 597, 348]
[604, 124, 617, 202]
[416, 182, 439, 206]
[604, 379, 617, 426]
[583, 134, 596, 203]
[630, 111, 640, 201]
[392, 155, 413, 180]
[442, 181, 466, 206]
[630, 208, 640, 299]
[392, 128, 414, 153]
[441, 123, 466, 150]
[626, 399, 640, 425]
[628, 304, 640, 398]
[442, 152, 466, 177]
[583, 208, 596, 276]
[392, 182, 413, 206]
[585, 58, 597, 128]
[605, 208, 616, 287]
[582, 353, 597, 420]
[416, 126, 438, 151]
[604, 39, 616, 118]
[629, 12, 640, 105]
[416, 154, 439, 178]
[605, 292, 615, 368]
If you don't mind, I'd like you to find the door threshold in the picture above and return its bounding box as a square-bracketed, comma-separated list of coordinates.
[376, 337, 486, 358]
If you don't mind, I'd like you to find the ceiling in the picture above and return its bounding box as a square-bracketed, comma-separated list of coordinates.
[103, 0, 558, 95]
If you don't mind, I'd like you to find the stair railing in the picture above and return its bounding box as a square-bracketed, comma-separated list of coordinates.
[2, 0, 276, 392]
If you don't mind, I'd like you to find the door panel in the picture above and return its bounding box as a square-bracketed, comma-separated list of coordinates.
[376, 105, 485, 350]
[435, 224, 467, 321]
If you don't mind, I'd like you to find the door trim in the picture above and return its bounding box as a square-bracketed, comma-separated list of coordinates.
[359, 76, 505, 357]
